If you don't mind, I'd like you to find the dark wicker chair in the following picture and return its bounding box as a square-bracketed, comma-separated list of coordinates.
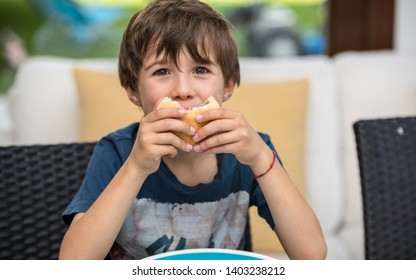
[353, 116, 416, 260]
[0, 142, 96, 260]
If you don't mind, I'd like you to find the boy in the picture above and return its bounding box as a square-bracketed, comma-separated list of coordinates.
[59, 0, 326, 260]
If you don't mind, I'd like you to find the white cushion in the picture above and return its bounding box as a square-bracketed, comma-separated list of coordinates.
[9, 57, 78, 145]
[336, 50, 416, 233]
[340, 226, 365, 260]
[9, 56, 117, 145]
[0, 95, 13, 145]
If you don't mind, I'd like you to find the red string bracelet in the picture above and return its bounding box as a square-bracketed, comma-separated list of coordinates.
[254, 150, 277, 179]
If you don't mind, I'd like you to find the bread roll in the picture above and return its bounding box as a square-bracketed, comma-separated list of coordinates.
[156, 96, 220, 144]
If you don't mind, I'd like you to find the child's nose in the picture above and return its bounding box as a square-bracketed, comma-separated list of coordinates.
[172, 75, 194, 100]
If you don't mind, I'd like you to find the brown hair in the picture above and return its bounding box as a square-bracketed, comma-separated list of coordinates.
[118, 0, 240, 92]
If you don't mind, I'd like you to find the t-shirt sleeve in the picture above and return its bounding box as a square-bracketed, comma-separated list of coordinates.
[61, 137, 124, 225]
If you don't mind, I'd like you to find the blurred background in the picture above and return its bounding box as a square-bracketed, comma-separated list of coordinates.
[0, 0, 414, 96]
[0, 0, 328, 94]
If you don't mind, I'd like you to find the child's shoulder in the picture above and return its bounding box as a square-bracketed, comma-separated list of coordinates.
[96, 122, 139, 153]
[92, 122, 139, 162]
[103, 122, 139, 143]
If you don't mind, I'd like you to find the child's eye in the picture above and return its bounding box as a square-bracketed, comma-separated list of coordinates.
[154, 68, 170, 76]
[194, 67, 209, 75]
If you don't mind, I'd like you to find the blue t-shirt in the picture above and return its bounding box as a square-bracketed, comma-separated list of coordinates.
[62, 123, 281, 259]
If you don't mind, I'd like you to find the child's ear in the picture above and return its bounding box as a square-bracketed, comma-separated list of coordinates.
[222, 78, 235, 102]
[126, 87, 142, 107]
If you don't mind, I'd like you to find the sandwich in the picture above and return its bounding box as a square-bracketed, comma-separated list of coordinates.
[156, 96, 220, 144]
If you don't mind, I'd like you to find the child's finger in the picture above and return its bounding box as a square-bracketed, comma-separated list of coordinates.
[194, 107, 238, 123]
[194, 130, 239, 153]
[151, 118, 196, 137]
[156, 133, 194, 153]
[192, 118, 235, 143]
[146, 107, 186, 123]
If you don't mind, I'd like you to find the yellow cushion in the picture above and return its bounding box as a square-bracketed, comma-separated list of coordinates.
[73, 67, 309, 254]
[223, 79, 309, 253]
[73, 67, 143, 142]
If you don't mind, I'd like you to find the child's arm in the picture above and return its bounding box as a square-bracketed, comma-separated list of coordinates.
[59, 108, 194, 259]
[252, 147, 327, 259]
[59, 159, 149, 259]
[194, 108, 327, 260]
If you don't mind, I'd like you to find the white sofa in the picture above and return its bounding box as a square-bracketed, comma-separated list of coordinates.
[0, 51, 415, 259]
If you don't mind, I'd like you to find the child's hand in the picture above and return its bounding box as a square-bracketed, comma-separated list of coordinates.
[192, 108, 270, 167]
[129, 107, 195, 176]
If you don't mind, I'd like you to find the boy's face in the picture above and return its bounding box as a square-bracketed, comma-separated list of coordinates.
[130, 47, 234, 114]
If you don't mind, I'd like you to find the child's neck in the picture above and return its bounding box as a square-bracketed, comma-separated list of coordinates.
[162, 151, 217, 187]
